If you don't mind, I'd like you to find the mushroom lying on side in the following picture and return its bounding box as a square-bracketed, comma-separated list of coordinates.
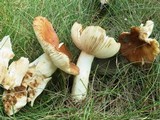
[0, 36, 14, 84]
[118, 20, 160, 65]
[71, 22, 121, 101]
[33, 16, 79, 75]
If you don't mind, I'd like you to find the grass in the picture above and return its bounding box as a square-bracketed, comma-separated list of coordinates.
[0, 0, 160, 119]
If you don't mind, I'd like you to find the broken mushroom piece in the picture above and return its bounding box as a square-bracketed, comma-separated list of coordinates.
[2, 57, 29, 90]
[118, 20, 160, 65]
[33, 16, 79, 75]
[2, 57, 29, 116]
[0, 36, 14, 84]
[71, 22, 120, 101]
[139, 20, 154, 41]
[3, 53, 57, 115]
[2, 83, 28, 116]
[24, 53, 57, 106]
[27, 77, 51, 107]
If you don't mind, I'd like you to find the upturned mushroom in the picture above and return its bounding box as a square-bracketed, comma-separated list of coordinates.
[33, 16, 79, 75]
[118, 20, 160, 65]
[0, 36, 14, 84]
[71, 22, 121, 101]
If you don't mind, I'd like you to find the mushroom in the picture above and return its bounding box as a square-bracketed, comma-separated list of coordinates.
[0, 36, 14, 84]
[25, 53, 57, 106]
[71, 22, 121, 101]
[100, 0, 110, 4]
[33, 16, 79, 75]
[2, 57, 29, 90]
[118, 20, 160, 65]
[100, 0, 110, 9]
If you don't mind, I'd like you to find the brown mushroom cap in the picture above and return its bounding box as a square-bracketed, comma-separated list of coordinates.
[118, 21, 160, 65]
[32, 17, 59, 48]
[33, 16, 79, 75]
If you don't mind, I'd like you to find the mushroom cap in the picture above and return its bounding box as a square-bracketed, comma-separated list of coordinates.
[118, 20, 160, 65]
[71, 22, 121, 58]
[2, 57, 29, 90]
[33, 16, 79, 75]
[2, 85, 27, 116]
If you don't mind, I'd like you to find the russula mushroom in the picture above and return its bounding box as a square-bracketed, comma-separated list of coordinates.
[0, 36, 14, 84]
[2, 57, 29, 90]
[71, 22, 121, 101]
[118, 20, 160, 65]
[25, 53, 57, 106]
[33, 16, 79, 75]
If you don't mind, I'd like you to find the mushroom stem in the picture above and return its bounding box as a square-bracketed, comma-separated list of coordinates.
[71, 51, 94, 101]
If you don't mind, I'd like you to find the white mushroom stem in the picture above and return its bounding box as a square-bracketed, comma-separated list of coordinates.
[71, 51, 94, 101]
